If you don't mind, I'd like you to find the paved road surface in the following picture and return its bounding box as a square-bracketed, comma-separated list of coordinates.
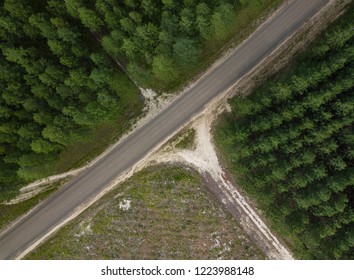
[0, 0, 329, 259]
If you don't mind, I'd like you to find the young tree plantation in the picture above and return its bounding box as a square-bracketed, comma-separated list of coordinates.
[216, 8, 354, 259]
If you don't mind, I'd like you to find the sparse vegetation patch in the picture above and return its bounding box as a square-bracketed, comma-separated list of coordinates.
[27, 165, 264, 260]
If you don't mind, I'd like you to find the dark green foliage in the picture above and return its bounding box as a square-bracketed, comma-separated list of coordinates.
[0, 0, 280, 199]
[1, 0, 278, 202]
[173, 38, 201, 68]
[217, 8, 354, 259]
[0, 0, 141, 201]
[75, 0, 241, 89]
[28, 0, 258, 92]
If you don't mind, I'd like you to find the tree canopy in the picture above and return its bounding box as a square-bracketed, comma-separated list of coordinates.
[217, 8, 354, 259]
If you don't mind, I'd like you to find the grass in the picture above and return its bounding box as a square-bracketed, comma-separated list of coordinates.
[160, 128, 196, 154]
[0, 181, 62, 232]
[202, 0, 283, 64]
[155, 0, 284, 92]
[26, 165, 265, 260]
[175, 129, 196, 150]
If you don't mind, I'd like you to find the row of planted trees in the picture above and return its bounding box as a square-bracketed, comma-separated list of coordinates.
[216, 6, 354, 259]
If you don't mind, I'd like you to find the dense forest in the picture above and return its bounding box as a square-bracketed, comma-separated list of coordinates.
[216, 7, 354, 259]
[0, 0, 144, 201]
[65, 0, 262, 89]
[0, 0, 263, 201]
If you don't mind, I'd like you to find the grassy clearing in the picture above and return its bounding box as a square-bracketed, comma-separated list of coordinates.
[27, 165, 264, 260]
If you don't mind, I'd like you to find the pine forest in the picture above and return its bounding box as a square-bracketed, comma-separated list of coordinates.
[1, 0, 353, 260]
[216, 7, 354, 259]
[0, 0, 260, 201]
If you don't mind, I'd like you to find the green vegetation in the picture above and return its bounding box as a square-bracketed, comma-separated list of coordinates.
[216, 7, 354, 259]
[0, 1, 142, 201]
[27, 165, 264, 259]
[0, 0, 282, 202]
[67, 0, 282, 90]
[0, 182, 61, 231]
[174, 128, 196, 150]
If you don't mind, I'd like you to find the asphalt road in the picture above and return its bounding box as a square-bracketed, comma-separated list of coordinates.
[0, 0, 329, 259]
